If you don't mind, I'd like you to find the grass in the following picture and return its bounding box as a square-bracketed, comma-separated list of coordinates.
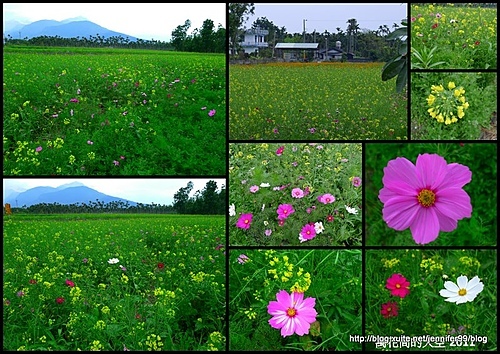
[410, 3, 497, 69]
[365, 249, 497, 351]
[229, 62, 407, 140]
[411, 72, 497, 140]
[229, 143, 362, 246]
[365, 142, 497, 246]
[229, 249, 362, 351]
[2, 213, 225, 351]
[3, 46, 226, 175]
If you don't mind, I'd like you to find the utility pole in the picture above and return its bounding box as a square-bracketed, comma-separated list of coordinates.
[303, 19, 307, 60]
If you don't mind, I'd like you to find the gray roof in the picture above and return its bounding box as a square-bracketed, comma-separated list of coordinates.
[275, 43, 319, 50]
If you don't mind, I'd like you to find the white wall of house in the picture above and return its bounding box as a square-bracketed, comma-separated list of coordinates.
[240, 28, 269, 54]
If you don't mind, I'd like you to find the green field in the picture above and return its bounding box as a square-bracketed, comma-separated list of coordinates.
[3, 213, 225, 351]
[229, 62, 407, 140]
[3, 46, 226, 175]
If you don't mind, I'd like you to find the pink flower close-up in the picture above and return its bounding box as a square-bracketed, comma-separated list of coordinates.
[277, 204, 295, 220]
[236, 213, 253, 230]
[267, 290, 317, 337]
[378, 153, 472, 245]
[352, 177, 362, 187]
[208, 109, 216, 117]
[276, 146, 285, 156]
[386, 273, 410, 298]
[35, 146, 42, 152]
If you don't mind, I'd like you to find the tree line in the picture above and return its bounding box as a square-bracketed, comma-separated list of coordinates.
[229, 3, 406, 62]
[3, 18, 226, 53]
[7, 180, 226, 215]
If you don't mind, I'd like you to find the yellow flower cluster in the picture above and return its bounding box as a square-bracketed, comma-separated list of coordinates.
[381, 258, 400, 269]
[427, 82, 469, 125]
[267, 255, 312, 293]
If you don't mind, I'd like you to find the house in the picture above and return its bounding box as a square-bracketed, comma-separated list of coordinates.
[274, 43, 319, 61]
[316, 41, 345, 61]
[240, 27, 269, 54]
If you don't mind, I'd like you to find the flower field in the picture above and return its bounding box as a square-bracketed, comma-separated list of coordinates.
[229, 249, 362, 351]
[229, 62, 407, 140]
[365, 249, 497, 351]
[3, 46, 226, 175]
[410, 3, 497, 69]
[2, 213, 226, 351]
[411, 72, 497, 140]
[229, 143, 362, 246]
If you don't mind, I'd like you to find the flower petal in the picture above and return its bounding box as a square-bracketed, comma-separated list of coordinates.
[380, 157, 420, 195]
[443, 280, 459, 293]
[435, 188, 472, 220]
[409, 208, 440, 244]
[436, 162, 472, 189]
[457, 275, 469, 289]
[415, 154, 449, 189]
[415, 154, 448, 189]
[433, 208, 458, 232]
[439, 289, 457, 298]
[382, 195, 421, 230]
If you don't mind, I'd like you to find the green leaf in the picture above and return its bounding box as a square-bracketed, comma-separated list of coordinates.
[386, 27, 407, 40]
[382, 58, 405, 81]
[395, 60, 407, 93]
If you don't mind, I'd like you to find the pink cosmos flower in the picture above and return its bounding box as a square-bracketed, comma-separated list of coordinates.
[380, 301, 398, 318]
[236, 213, 253, 230]
[267, 290, 317, 337]
[113, 160, 120, 166]
[70, 98, 79, 103]
[87, 140, 93, 145]
[352, 177, 362, 187]
[265, 229, 272, 236]
[237, 254, 250, 264]
[208, 109, 216, 117]
[276, 146, 285, 156]
[318, 193, 335, 204]
[277, 204, 295, 220]
[249, 185, 259, 193]
[56, 297, 65, 304]
[299, 224, 317, 243]
[65, 279, 75, 288]
[291, 188, 304, 199]
[378, 153, 472, 245]
[386, 273, 410, 298]
[36, 146, 42, 152]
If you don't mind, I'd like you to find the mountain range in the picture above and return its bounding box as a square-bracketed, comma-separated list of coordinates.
[4, 182, 138, 208]
[4, 17, 139, 41]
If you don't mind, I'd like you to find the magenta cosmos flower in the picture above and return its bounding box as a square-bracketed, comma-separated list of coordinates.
[386, 273, 410, 298]
[378, 153, 472, 245]
[236, 213, 253, 230]
[277, 204, 295, 220]
[299, 223, 317, 243]
[317, 193, 335, 204]
[380, 301, 398, 318]
[267, 290, 317, 337]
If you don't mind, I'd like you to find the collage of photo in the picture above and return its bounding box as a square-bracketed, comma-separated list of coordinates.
[3, 2, 497, 352]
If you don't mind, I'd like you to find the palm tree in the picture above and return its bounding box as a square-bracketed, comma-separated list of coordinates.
[346, 18, 360, 54]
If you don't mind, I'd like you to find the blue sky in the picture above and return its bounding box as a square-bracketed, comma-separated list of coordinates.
[3, 179, 225, 205]
[244, 3, 407, 34]
[3, 3, 226, 42]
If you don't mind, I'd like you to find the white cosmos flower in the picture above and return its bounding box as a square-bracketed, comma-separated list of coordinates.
[439, 275, 484, 304]
[314, 221, 325, 234]
[229, 203, 236, 217]
[260, 182, 270, 187]
[108, 258, 120, 264]
[345, 205, 358, 215]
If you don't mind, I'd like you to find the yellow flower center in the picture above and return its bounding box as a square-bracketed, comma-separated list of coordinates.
[396, 284, 401, 289]
[458, 288, 467, 296]
[244, 219, 249, 224]
[386, 306, 392, 312]
[417, 189, 436, 207]
[287, 308, 296, 317]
